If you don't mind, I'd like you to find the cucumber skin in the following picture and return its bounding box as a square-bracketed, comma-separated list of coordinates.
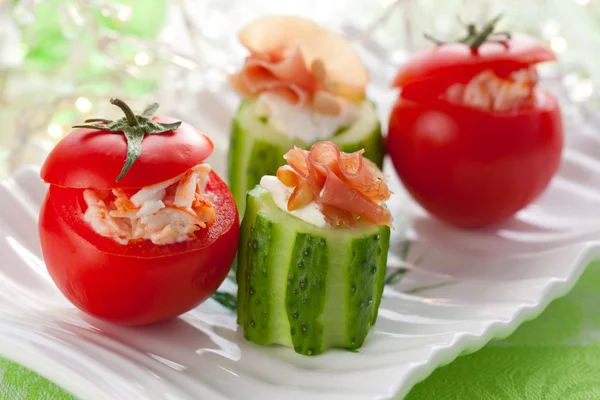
[346, 230, 390, 350]
[286, 234, 328, 355]
[237, 187, 390, 355]
[239, 214, 274, 345]
[228, 117, 285, 213]
[227, 117, 244, 210]
[228, 100, 384, 215]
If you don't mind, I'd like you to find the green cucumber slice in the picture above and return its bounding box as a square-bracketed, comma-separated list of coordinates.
[228, 99, 384, 215]
[237, 186, 390, 355]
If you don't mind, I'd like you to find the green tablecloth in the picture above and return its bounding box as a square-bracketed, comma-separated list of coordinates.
[2, 261, 600, 400]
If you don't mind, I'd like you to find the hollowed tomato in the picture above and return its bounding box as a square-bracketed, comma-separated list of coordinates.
[39, 108, 239, 325]
[387, 33, 564, 228]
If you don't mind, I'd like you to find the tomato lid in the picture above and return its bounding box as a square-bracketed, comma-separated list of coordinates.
[41, 99, 214, 189]
[392, 33, 556, 90]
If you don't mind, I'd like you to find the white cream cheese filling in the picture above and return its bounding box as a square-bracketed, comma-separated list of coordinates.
[255, 93, 362, 141]
[259, 175, 327, 228]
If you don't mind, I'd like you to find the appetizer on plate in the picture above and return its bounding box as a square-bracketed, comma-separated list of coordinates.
[387, 16, 563, 228]
[237, 141, 391, 355]
[39, 98, 240, 325]
[228, 15, 384, 215]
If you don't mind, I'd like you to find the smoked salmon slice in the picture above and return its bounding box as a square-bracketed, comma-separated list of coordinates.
[279, 142, 392, 227]
[229, 16, 369, 114]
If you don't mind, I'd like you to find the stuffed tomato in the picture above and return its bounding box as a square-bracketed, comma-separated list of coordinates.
[387, 17, 563, 228]
[237, 142, 391, 355]
[39, 98, 239, 325]
[228, 16, 384, 215]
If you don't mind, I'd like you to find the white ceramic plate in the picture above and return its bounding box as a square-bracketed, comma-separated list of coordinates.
[1, 93, 600, 400]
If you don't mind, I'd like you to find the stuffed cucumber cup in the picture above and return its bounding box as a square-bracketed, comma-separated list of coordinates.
[237, 141, 392, 355]
[228, 16, 385, 214]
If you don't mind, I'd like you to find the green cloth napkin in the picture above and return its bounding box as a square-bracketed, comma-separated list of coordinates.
[407, 260, 600, 400]
[2, 261, 600, 400]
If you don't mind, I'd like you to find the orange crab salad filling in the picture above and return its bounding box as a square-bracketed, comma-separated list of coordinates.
[82, 163, 216, 245]
[443, 67, 538, 111]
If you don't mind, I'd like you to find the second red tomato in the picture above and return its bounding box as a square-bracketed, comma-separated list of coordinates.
[387, 28, 563, 228]
[388, 92, 563, 228]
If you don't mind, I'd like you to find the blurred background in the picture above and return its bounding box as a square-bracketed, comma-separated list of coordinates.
[0, 0, 598, 178]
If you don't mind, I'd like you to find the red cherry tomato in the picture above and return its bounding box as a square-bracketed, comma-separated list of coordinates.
[387, 33, 564, 228]
[39, 103, 239, 325]
[39, 171, 239, 325]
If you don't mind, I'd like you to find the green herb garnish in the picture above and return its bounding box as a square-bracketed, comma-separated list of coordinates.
[384, 267, 409, 286]
[211, 291, 238, 312]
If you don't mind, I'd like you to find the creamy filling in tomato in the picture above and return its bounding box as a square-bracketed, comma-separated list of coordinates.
[443, 67, 538, 111]
[82, 164, 216, 245]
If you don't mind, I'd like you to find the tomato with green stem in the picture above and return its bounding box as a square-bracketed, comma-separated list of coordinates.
[39, 98, 239, 325]
[387, 16, 563, 228]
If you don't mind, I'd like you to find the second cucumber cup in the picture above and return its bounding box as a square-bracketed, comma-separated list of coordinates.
[227, 16, 385, 215]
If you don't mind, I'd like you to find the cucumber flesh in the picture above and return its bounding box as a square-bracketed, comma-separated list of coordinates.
[228, 99, 383, 216]
[237, 186, 390, 355]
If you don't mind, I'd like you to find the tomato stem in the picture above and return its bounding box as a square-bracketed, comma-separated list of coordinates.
[424, 14, 508, 51]
[72, 98, 182, 182]
[110, 98, 139, 127]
